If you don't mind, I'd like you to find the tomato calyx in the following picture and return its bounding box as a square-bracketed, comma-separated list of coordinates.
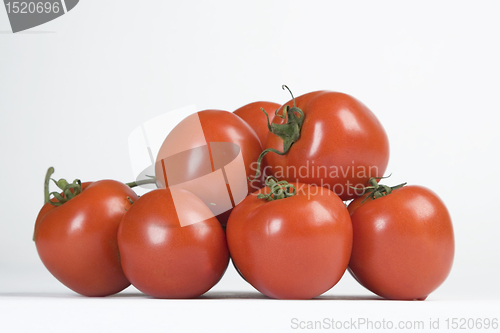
[353, 176, 407, 204]
[42, 167, 154, 207]
[257, 176, 296, 201]
[44, 167, 83, 207]
[252, 85, 305, 179]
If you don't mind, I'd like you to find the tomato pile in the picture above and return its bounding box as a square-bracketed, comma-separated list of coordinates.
[33, 86, 454, 300]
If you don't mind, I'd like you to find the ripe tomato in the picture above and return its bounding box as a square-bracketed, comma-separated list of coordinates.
[262, 88, 389, 201]
[117, 187, 229, 298]
[348, 184, 454, 300]
[154, 109, 263, 226]
[234, 101, 280, 146]
[34, 169, 137, 297]
[226, 178, 352, 299]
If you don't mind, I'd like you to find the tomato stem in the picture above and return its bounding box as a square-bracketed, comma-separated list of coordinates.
[44, 167, 54, 204]
[43, 167, 83, 207]
[126, 176, 157, 188]
[257, 176, 296, 201]
[251, 85, 305, 179]
[353, 176, 407, 204]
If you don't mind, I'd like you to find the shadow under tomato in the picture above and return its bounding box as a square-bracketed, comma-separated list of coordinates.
[0, 291, 391, 301]
[314, 294, 386, 301]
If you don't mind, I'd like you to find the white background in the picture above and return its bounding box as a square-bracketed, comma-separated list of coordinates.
[1, 1, 499, 332]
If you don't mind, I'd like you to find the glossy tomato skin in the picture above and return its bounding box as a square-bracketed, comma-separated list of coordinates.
[227, 183, 352, 300]
[155, 109, 263, 226]
[197, 110, 262, 191]
[348, 185, 454, 300]
[234, 101, 280, 146]
[118, 188, 229, 299]
[264, 91, 389, 201]
[34, 180, 137, 297]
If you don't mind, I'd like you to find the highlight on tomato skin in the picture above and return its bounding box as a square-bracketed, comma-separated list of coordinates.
[117, 187, 230, 299]
[34, 171, 137, 297]
[347, 184, 454, 300]
[226, 180, 353, 300]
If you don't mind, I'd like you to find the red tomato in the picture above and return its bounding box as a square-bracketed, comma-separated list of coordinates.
[117, 187, 229, 298]
[234, 101, 280, 146]
[263, 89, 389, 201]
[34, 171, 137, 297]
[226, 179, 352, 299]
[348, 185, 454, 300]
[154, 109, 263, 226]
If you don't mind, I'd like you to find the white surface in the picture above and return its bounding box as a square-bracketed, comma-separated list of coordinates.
[1, 263, 499, 332]
[1, 296, 498, 333]
[1, 264, 499, 332]
[1, 1, 499, 332]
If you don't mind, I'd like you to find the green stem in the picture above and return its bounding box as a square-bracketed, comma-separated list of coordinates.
[251, 85, 305, 179]
[44, 167, 55, 204]
[126, 176, 157, 188]
[251, 147, 287, 180]
[359, 176, 406, 204]
[257, 176, 296, 201]
[43, 167, 83, 207]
